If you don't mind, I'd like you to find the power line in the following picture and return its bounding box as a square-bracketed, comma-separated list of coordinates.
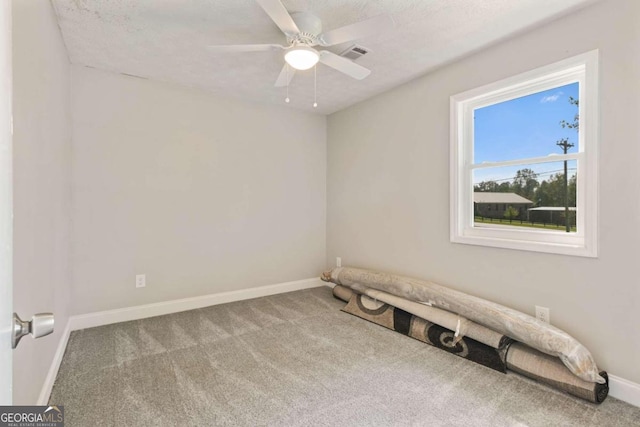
[473, 168, 577, 185]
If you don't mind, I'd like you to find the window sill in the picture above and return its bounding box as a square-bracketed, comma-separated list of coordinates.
[451, 231, 597, 258]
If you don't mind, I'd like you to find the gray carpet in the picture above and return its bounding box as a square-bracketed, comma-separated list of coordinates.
[50, 286, 640, 426]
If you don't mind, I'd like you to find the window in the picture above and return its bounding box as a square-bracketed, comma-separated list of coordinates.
[450, 51, 598, 257]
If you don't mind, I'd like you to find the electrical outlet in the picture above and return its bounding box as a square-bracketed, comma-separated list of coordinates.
[336, 257, 342, 267]
[535, 306, 550, 323]
[136, 274, 146, 288]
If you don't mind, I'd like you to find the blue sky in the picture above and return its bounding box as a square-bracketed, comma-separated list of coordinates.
[473, 82, 579, 184]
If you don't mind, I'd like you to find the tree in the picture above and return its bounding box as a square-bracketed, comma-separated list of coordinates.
[498, 181, 511, 192]
[536, 173, 565, 206]
[474, 180, 514, 193]
[474, 180, 500, 192]
[512, 168, 539, 202]
[568, 174, 576, 207]
[504, 205, 519, 223]
[559, 96, 579, 131]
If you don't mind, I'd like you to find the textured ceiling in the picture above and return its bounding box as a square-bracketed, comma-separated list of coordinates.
[52, 0, 595, 115]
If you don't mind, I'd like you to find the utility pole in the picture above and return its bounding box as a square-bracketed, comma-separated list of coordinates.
[556, 138, 574, 232]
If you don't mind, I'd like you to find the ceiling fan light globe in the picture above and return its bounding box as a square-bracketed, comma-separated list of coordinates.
[285, 47, 319, 71]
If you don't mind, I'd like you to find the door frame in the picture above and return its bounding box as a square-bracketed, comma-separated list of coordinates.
[0, 0, 13, 406]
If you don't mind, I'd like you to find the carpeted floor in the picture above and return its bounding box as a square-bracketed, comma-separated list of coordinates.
[50, 286, 640, 426]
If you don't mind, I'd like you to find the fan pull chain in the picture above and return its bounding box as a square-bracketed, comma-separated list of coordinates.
[285, 64, 290, 103]
[313, 64, 318, 108]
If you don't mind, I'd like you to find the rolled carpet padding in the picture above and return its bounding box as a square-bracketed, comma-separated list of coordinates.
[335, 285, 512, 350]
[506, 342, 609, 403]
[332, 284, 354, 302]
[342, 293, 508, 372]
[323, 267, 605, 384]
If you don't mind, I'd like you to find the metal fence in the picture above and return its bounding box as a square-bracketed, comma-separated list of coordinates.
[474, 212, 576, 229]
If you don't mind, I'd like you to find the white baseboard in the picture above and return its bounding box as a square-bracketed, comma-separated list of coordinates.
[609, 374, 640, 408]
[37, 321, 71, 405]
[38, 277, 323, 404]
[69, 277, 323, 331]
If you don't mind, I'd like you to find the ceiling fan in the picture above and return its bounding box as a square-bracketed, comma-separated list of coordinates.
[207, 0, 394, 87]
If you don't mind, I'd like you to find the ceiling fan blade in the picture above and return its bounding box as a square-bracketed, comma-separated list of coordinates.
[274, 63, 296, 87]
[207, 44, 285, 53]
[320, 15, 394, 46]
[319, 51, 371, 80]
[256, 0, 300, 36]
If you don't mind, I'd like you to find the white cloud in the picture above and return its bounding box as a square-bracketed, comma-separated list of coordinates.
[540, 91, 563, 103]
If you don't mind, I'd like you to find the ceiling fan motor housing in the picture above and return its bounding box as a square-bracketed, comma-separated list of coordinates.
[288, 12, 323, 45]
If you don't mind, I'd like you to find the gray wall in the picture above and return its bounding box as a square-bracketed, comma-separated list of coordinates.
[70, 67, 326, 314]
[327, 0, 640, 384]
[12, 0, 72, 404]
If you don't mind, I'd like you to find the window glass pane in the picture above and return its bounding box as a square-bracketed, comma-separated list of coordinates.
[474, 82, 579, 164]
[473, 161, 577, 232]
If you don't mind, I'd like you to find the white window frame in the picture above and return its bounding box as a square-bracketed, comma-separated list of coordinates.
[450, 50, 599, 257]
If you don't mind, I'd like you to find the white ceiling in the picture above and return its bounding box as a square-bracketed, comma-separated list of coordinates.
[51, 0, 595, 115]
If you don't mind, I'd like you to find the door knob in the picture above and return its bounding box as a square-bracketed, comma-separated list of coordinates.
[12, 312, 54, 349]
